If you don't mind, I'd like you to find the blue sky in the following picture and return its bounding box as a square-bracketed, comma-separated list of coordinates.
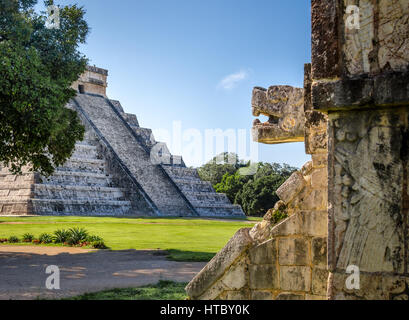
[37, 0, 311, 168]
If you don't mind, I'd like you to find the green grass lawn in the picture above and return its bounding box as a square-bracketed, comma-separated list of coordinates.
[65, 281, 187, 300]
[0, 216, 260, 261]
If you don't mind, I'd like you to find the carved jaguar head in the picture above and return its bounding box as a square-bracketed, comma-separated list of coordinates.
[252, 85, 305, 144]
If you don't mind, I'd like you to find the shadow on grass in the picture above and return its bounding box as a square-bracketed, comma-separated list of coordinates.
[165, 249, 216, 262]
[65, 280, 188, 300]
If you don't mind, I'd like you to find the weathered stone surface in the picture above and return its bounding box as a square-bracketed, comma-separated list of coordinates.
[312, 237, 327, 267]
[276, 293, 305, 300]
[305, 110, 328, 155]
[251, 291, 274, 300]
[280, 266, 311, 292]
[249, 239, 276, 265]
[186, 228, 253, 299]
[252, 86, 305, 144]
[328, 108, 407, 274]
[314, 0, 409, 301]
[312, 268, 329, 296]
[276, 171, 306, 204]
[343, 0, 409, 76]
[221, 257, 248, 290]
[312, 72, 409, 111]
[196, 280, 227, 301]
[278, 238, 309, 266]
[248, 219, 273, 244]
[311, 167, 328, 189]
[249, 264, 279, 290]
[71, 66, 108, 97]
[221, 290, 250, 300]
[330, 272, 409, 300]
[304, 64, 312, 111]
[311, 0, 340, 79]
[305, 294, 327, 300]
[270, 211, 327, 238]
[312, 154, 327, 168]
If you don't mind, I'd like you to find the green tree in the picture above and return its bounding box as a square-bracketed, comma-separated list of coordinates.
[236, 163, 296, 216]
[0, 0, 89, 175]
[235, 174, 287, 216]
[198, 152, 247, 187]
[214, 171, 251, 203]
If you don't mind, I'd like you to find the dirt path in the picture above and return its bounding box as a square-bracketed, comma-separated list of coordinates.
[0, 246, 206, 300]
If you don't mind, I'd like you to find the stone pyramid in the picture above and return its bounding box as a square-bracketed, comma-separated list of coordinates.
[0, 66, 244, 217]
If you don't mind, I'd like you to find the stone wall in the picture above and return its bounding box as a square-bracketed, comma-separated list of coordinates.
[186, 155, 329, 299]
[310, 0, 409, 299]
[186, 155, 329, 300]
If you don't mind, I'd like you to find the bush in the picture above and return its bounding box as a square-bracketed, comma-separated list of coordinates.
[39, 233, 53, 244]
[86, 235, 103, 243]
[271, 209, 288, 225]
[92, 241, 108, 249]
[53, 229, 71, 244]
[67, 227, 89, 246]
[8, 236, 19, 243]
[22, 233, 35, 243]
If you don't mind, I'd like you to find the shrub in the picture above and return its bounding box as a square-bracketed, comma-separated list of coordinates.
[39, 233, 53, 244]
[8, 236, 19, 243]
[271, 209, 288, 225]
[86, 235, 103, 243]
[92, 241, 108, 249]
[53, 229, 71, 244]
[67, 227, 89, 246]
[22, 233, 35, 243]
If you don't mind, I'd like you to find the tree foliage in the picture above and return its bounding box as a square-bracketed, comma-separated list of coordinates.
[199, 153, 297, 216]
[0, 0, 89, 175]
[197, 152, 248, 186]
[235, 174, 288, 216]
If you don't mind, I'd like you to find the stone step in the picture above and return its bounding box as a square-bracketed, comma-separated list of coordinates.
[0, 184, 32, 190]
[194, 204, 244, 217]
[71, 143, 98, 159]
[82, 130, 98, 141]
[58, 158, 106, 174]
[0, 187, 32, 200]
[39, 171, 113, 187]
[171, 178, 214, 193]
[131, 127, 156, 149]
[0, 200, 31, 215]
[0, 172, 35, 184]
[170, 155, 185, 167]
[163, 166, 201, 180]
[33, 184, 125, 200]
[32, 199, 132, 216]
[185, 192, 231, 204]
[73, 94, 194, 216]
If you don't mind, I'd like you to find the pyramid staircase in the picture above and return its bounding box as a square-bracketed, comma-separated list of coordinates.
[0, 130, 132, 216]
[0, 94, 244, 217]
[110, 98, 244, 217]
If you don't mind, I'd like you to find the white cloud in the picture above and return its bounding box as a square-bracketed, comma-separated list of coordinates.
[218, 69, 249, 90]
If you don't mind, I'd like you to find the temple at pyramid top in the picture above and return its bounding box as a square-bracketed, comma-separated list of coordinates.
[71, 65, 109, 97]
